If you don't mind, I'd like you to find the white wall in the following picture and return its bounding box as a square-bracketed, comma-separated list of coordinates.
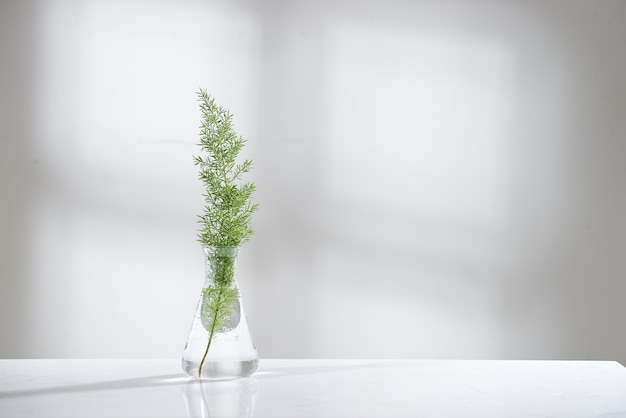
[1, 0, 625, 363]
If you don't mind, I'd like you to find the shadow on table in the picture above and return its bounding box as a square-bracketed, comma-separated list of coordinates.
[0, 362, 402, 418]
[1, 374, 259, 418]
[0, 361, 402, 400]
[0, 374, 187, 399]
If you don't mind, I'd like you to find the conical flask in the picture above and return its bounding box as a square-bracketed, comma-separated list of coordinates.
[182, 246, 258, 380]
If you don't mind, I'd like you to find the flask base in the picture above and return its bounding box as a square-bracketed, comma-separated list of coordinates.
[182, 358, 259, 380]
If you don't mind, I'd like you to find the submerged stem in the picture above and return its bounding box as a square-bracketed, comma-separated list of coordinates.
[198, 302, 220, 378]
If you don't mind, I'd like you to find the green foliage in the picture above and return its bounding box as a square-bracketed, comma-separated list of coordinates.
[194, 89, 258, 247]
[201, 247, 239, 332]
[201, 282, 239, 334]
[193, 90, 257, 377]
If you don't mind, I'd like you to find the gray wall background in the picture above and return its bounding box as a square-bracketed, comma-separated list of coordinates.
[1, 0, 625, 363]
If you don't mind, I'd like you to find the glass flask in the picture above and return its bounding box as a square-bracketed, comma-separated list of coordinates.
[182, 246, 258, 380]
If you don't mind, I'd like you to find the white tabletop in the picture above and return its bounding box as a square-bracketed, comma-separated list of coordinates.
[1, 359, 626, 417]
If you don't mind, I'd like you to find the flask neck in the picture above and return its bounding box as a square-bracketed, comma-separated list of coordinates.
[203, 246, 240, 287]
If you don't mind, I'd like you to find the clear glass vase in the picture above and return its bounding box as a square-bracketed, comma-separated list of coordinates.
[182, 246, 258, 380]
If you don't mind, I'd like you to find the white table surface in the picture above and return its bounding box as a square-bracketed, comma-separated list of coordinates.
[1, 359, 626, 417]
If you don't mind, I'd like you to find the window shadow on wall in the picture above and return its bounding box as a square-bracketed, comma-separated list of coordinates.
[245, 0, 626, 362]
[0, 1, 39, 357]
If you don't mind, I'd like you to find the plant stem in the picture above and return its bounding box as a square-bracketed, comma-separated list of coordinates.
[198, 291, 221, 378]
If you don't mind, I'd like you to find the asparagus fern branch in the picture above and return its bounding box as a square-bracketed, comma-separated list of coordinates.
[194, 89, 258, 378]
[194, 89, 258, 247]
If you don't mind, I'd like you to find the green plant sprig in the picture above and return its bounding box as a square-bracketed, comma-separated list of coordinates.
[193, 89, 258, 378]
[194, 89, 258, 248]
